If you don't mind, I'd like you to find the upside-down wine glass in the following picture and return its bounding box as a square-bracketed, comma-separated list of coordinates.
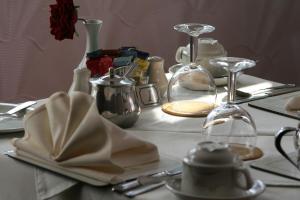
[203, 57, 260, 160]
[162, 23, 217, 117]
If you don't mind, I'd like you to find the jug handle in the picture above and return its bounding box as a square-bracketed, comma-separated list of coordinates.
[275, 127, 299, 169]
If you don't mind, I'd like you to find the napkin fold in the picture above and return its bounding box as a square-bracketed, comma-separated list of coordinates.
[285, 95, 300, 111]
[12, 91, 159, 183]
[179, 72, 211, 91]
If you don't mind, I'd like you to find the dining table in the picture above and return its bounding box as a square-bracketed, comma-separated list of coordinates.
[0, 74, 300, 200]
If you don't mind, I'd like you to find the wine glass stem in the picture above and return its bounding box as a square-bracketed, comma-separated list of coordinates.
[227, 71, 237, 103]
[189, 36, 198, 63]
[189, 36, 194, 63]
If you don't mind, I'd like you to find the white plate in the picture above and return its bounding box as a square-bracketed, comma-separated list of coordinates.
[0, 103, 26, 133]
[166, 177, 265, 200]
[5, 150, 180, 186]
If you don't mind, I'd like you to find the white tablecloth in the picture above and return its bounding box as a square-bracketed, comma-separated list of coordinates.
[0, 75, 299, 200]
[132, 74, 299, 135]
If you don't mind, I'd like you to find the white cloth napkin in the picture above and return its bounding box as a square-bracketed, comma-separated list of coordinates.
[34, 168, 77, 200]
[12, 91, 159, 184]
[179, 72, 211, 91]
[285, 95, 300, 111]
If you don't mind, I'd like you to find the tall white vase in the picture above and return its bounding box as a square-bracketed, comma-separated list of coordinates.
[68, 19, 103, 94]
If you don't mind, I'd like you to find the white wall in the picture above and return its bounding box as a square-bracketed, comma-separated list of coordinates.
[0, 0, 299, 102]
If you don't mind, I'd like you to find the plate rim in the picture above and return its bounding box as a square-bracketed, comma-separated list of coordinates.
[0, 103, 24, 133]
[166, 177, 265, 200]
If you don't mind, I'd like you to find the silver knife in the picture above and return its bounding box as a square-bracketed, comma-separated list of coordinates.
[112, 166, 182, 193]
[252, 84, 296, 93]
[234, 86, 300, 104]
[0, 101, 36, 118]
[124, 182, 165, 198]
[7, 101, 36, 115]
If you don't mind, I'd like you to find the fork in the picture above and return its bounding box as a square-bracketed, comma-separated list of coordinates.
[112, 166, 182, 193]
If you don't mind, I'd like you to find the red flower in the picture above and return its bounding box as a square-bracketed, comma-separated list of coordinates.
[86, 56, 113, 77]
[50, 0, 78, 41]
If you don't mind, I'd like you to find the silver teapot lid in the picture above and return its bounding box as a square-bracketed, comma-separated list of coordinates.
[184, 141, 238, 166]
[90, 68, 134, 87]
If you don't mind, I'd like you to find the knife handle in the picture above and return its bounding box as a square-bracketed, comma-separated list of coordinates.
[112, 172, 166, 192]
[112, 180, 140, 192]
[124, 182, 165, 198]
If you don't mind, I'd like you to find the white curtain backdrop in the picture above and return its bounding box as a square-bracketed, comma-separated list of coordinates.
[0, 0, 299, 102]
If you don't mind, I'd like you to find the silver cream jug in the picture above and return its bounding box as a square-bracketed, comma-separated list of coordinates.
[90, 68, 141, 128]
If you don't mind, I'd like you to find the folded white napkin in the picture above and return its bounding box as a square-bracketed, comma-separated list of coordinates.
[12, 91, 159, 183]
[179, 72, 211, 90]
[285, 95, 300, 111]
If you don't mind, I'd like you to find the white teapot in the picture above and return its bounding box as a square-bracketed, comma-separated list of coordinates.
[175, 38, 227, 78]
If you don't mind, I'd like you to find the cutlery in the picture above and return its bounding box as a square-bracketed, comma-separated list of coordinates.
[265, 182, 300, 187]
[112, 166, 182, 193]
[0, 101, 36, 118]
[124, 182, 165, 198]
[254, 84, 296, 93]
[226, 84, 296, 99]
[234, 86, 300, 104]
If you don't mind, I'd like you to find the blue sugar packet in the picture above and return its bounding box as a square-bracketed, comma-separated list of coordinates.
[136, 50, 149, 60]
[120, 48, 137, 58]
[113, 56, 133, 67]
[120, 47, 136, 51]
[86, 49, 102, 58]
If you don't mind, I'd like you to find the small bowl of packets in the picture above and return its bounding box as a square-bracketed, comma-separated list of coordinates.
[86, 47, 148, 82]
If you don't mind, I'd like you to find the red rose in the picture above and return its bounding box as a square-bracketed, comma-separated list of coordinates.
[99, 56, 113, 75]
[50, 0, 78, 41]
[86, 59, 101, 77]
[86, 56, 113, 77]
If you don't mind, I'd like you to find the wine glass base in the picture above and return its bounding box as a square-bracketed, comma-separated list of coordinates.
[229, 143, 263, 161]
[162, 100, 215, 117]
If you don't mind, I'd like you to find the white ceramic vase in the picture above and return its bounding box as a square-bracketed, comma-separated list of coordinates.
[68, 19, 103, 94]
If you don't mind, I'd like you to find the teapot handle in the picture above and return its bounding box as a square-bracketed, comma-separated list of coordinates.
[175, 47, 186, 63]
[275, 127, 299, 169]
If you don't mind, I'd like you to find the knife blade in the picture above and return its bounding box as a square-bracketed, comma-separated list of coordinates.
[0, 101, 36, 116]
[233, 86, 300, 104]
[112, 166, 182, 193]
[252, 84, 296, 94]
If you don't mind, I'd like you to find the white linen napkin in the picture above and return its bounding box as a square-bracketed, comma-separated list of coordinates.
[179, 72, 211, 90]
[12, 91, 159, 184]
[285, 95, 300, 111]
[34, 168, 77, 200]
